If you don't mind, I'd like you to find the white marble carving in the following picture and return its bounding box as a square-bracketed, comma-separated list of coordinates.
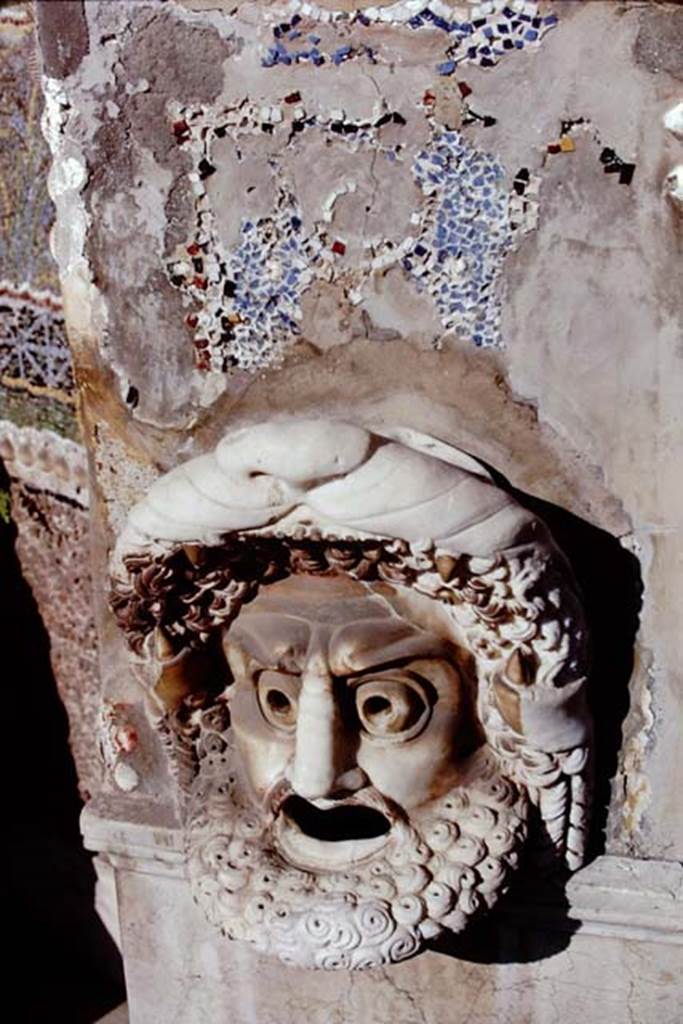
[111, 419, 592, 969]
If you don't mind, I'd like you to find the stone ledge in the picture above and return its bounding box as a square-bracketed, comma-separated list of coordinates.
[82, 802, 683, 947]
[502, 855, 683, 946]
[0, 419, 88, 506]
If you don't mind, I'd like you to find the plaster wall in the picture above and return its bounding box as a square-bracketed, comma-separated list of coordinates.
[112, 858, 681, 1024]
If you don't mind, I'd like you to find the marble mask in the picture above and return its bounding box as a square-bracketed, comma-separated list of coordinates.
[111, 419, 592, 969]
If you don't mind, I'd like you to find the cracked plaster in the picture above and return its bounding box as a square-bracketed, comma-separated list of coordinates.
[105, 857, 682, 1023]
[41, 0, 567, 427]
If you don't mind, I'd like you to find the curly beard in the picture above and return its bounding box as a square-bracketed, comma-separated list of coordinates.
[186, 729, 527, 971]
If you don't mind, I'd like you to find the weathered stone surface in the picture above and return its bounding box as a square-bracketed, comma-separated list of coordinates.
[35, 0, 89, 80]
[37, 0, 683, 1015]
[42, 0, 682, 857]
[634, 5, 683, 78]
[89, 822, 680, 1024]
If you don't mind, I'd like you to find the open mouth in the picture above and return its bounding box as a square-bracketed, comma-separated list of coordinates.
[282, 795, 391, 842]
[274, 795, 392, 870]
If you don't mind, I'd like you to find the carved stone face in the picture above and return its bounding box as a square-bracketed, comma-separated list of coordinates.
[224, 575, 475, 865]
[186, 574, 528, 968]
[113, 418, 591, 969]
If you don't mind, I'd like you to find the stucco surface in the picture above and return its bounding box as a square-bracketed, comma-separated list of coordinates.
[113, 863, 682, 1024]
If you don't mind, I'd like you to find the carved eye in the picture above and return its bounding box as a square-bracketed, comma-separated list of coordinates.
[355, 677, 431, 741]
[257, 671, 299, 733]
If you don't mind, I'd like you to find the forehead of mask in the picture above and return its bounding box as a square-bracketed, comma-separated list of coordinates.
[223, 575, 462, 675]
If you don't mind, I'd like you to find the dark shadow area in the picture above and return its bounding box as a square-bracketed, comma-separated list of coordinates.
[429, 860, 580, 964]
[283, 794, 391, 841]
[1, 461, 126, 1024]
[429, 463, 641, 966]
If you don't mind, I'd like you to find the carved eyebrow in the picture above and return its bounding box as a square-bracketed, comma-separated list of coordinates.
[342, 654, 446, 684]
[225, 613, 310, 670]
[263, 652, 305, 675]
[228, 614, 452, 678]
[245, 644, 306, 677]
[329, 627, 451, 677]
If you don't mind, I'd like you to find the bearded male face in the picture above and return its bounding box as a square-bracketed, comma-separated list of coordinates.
[113, 418, 591, 970]
[186, 574, 528, 969]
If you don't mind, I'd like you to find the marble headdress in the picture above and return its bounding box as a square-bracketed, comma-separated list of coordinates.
[119, 419, 550, 554]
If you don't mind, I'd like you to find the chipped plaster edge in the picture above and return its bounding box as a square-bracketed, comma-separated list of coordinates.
[42, 74, 109, 369]
[0, 418, 89, 507]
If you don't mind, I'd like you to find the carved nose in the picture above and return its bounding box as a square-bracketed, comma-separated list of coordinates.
[290, 658, 357, 800]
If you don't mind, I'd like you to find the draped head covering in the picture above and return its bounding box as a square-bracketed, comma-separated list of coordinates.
[118, 419, 552, 561]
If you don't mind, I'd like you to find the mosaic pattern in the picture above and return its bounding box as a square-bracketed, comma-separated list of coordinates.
[410, 131, 510, 347]
[0, 9, 59, 291]
[167, 100, 416, 370]
[166, 93, 535, 369]
[0, 282, 74, 398]
[262, 16, 376, 68]
[262, 1, 557, 74]
[509, 166, 540, 233]
[418, 1, 557, 73]
[0, 5, 76, 420]
[544, 118, 637, 187]
[163, 3, 560, 373]
[209, 193, 312, 371]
